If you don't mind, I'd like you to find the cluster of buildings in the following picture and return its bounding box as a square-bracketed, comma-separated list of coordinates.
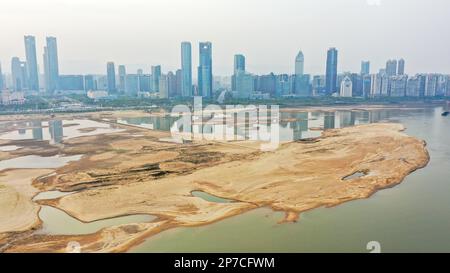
[1, 35, 450, 104]
[232, 52, 450, 99]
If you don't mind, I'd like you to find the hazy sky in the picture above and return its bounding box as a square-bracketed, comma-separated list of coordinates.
[1, 0, 450, 76]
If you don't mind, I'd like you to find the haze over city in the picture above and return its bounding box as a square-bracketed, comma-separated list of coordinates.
[1, 0, 450, 75]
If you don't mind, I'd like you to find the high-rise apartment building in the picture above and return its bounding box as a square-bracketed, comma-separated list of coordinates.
[11, 57, 27, 91]
[361, 61, 370, 75]
[151, 65, 161, 92]
[339, 76, 353, 97]
[385, 59, 398, 76]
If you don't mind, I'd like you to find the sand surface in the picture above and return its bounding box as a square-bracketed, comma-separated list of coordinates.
[0, 169, 53, 233]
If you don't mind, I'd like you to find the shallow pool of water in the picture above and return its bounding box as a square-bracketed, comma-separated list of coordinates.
[36, 206, 156, 235]
[342, 171, 367, 181]
[0, 154, 82, 171]
[192, 191, 235, 203]
[0, 119, 123, 144]
[0, 145, 20, 152]
[33, 190, 75, 201]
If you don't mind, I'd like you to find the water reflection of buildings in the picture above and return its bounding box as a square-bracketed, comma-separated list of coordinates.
[31, 121, 43, 140]
[337, 111, 356, 128]
[368, 110, 391, 123]
[49, 120, 63, 144]
[121, 110, 396, 143]
[324, 113, 335, 129]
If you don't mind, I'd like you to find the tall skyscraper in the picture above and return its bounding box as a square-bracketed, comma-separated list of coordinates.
[181, 42, 192, 97]
[167, 71, 177, 98]
[390, 75, 408, 97]
[325, 47, 338, 95]
[360, 61, 370, 75]
[118, 65, 126, 93]
[24, 35, 39, 91]
[234, 54, 246, 74]
[385, 59, 398, 76]
[232, 54, 246, 91]
[295, 51, 304, 76]
[159, 74, 169, 99]
[84, 75, 95, 91]
[175, 69, 182, 97]
[106, 62, 116, 93]
[198, 42, 213, 98]
[43, 37, 60, 93]
[151, 65, 161, 92]
[398, 58, 405, 75]
[11, 57, 27, 91]
[235, 71, 254, 99]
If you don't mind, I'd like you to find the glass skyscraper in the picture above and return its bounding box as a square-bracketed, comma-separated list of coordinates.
[24, 35, 39, 91]
[181, 42, 192, 97]
[295, 51, 304, 76]
[234, 54, 245, 74]
[107, 62, 116, 93]
[43, 37, 59, 93]
[151, 65, 161, 92]
[198, 42, 212, 98]
[11, 57, 27, 91]
[361, 61, 370, 75]
[385, 59, 398, 76]
[325, 47, 338, 95]
[118, 65, 126, 93]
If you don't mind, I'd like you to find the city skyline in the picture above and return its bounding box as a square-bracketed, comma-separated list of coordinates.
[0, 35, 446, 80]
[1, 0, 450, 75]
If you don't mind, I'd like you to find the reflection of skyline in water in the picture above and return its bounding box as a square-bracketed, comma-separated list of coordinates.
[0, 119, 122, 143]
[32, 121, 43, 141]
[49, 120, 64, 144]
[118, 110, 409, 141]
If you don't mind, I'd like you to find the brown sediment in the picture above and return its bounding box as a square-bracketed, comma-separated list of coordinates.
[0, 169, 54, 233]
[0, 115, 430, 253]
